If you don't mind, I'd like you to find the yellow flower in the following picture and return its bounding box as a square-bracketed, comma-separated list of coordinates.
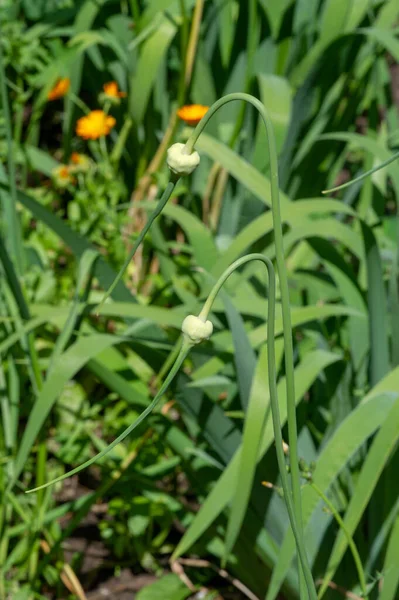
[52, 164, 75, 188]
[47, 78, 70, 101]
[177, 104, 209, 126]
[76, 110, 116, 140]
[103, 81, 127, 99]
[100, 81, 127, 106]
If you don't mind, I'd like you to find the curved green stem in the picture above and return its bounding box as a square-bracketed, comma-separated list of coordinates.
[93, 174, 180, 313]
[198, 254, 315, 595]
[73, 91, 315, 596]
[185, 92, 315, 599]
[322, 150, 399, 195]
[69, 92, 90, 116]
[310, 481, 368, 600]
[179, 0, 189, 68]
[26, 339, 191, 494]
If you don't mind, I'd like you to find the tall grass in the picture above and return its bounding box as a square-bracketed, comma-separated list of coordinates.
[1, 1, 399, 599]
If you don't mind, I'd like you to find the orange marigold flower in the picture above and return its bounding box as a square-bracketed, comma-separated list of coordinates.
[69, 152, 91, 172]
[52, 164, 75, 188]
[58, 166, 70, 179]
[76, 110, 116, 140]
[177, 104, 209, 126]
[47, 77, 70, 101]
[70, 152, 83, 164]
[103, 81, 127, 99]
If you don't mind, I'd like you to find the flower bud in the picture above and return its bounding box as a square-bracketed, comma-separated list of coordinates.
[182, 315, 213, 345]
[167, 143, 200, 176]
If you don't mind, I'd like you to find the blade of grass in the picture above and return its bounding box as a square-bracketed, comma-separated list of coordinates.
[0, 236, 43, 393]
[379, 513, 399, 600]
[361, 222, 390, 385]
[47, 249, 98, 375]
[265, 367, 399, 600]
[319, 394, 399, 598]
[129, 17, 177, 124]
[223, 345, 269, 562]
[0, 32, 24, 273]
[172, 349, 339, 561]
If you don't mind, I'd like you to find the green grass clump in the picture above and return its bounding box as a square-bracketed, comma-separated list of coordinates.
[1, 1, 399, 599]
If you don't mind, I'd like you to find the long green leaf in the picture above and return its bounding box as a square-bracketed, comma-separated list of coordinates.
[195, 132, 290, 210]
[265, 366, 399, 600]
[362, 222, 390, 385]
[129, 17, 176, 123]
[319, 394, 399, 597]
[172, 349, 339, 560]
[380, 513, 399, 600]
[223, 345, 269, 562]
[47, 249, 98, 375]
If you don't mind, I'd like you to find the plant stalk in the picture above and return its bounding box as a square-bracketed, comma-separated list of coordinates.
[199, 253, 314, 595]
[310, 481, 368, 600]
[186, 93, 316, 599]
[94, 174, 180, 311]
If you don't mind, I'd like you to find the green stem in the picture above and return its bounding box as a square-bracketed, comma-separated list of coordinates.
[186, 92, 315, 600]
[110, 117, 133, 166]
[310, 481, 368, 600]
[0, 34, 24, 273]
[99, 101, 112, 165]
[93, 174, 180, 312]
[153, 338, 182, 388]
[13, 94, 24, 146]
[322, 150, 399, 195]
[99, 133, 110, 166]
[73, 92, 314, 596]
[35, 440, 48, 507]
[69, 92, 90, 115]
[179, 0, 189, 68]
[199, 254, 315, 595]
[130, 0, 140, 24]
[228, 0, 258, 146]
[183, 0, 204, 92]
[26, 339, 191, 494]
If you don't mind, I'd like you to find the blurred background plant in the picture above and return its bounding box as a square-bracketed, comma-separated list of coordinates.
[1, 0, 399, 599]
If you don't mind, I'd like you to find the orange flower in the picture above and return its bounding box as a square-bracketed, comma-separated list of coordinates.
[177, 104, 209, 126]
[47, 78, 70, 101]
[58, 166, 70, 179]
[103, 81, 127, 99]
[69, 152, 91, 172]
[76, 110, 116, 140]
[52, 164, 75, 187]
[71, 152, 83, 164]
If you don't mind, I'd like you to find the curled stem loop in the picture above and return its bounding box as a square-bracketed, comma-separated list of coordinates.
[47, 92, 316, 598]
[197, 254, 315, 594]
[186, 92, 316, 599]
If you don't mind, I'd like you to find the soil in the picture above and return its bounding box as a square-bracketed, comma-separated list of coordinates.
[48, 477, 251, 600]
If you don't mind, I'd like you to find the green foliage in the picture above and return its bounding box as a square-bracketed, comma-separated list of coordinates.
[135, 574, 191, 600]
[1, 1, 399, 599]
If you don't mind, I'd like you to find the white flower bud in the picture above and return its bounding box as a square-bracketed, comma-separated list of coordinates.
[167, 143, 200, 176]
[182, 315, 213, 345]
